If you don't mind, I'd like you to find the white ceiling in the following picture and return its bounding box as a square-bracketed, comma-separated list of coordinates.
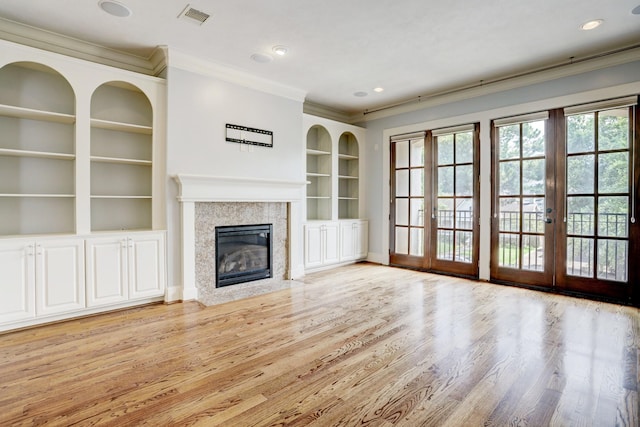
[0, 0, 639, 114]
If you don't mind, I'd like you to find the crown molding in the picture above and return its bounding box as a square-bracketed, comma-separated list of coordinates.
[0, 17, 166, 76]
[168, 49, 307, 103]
[350, 44, 640, 123]
[303, 101, 352, 123]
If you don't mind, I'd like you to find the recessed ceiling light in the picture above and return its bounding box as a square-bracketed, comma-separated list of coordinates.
[251, 53, 273, 63]
[272, 46, 288, 56]
[632, 5, 640, 15]
[98, 0, 132, 17]
[354, 91, 368, 97]
[580, 19, 603, 30]
[373, 87, 384, 93]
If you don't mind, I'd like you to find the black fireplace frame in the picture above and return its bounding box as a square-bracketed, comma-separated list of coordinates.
[215, 223, 273, 288]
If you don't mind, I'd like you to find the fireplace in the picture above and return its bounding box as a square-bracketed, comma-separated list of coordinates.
[171, 174, 306, 304]
[215, 224, 273, 287]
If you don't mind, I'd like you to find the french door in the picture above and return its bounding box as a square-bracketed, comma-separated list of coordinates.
[491, 97, 639, 303]
[390, 125, 480, 277]
[491, 112, 555, 287]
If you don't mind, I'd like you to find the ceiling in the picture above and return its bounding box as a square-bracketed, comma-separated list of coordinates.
[0, 0, 639, 115]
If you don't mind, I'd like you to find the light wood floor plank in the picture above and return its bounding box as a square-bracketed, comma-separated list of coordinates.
[0, 263, 638, 426]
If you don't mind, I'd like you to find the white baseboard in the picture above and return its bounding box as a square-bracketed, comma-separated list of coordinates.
[366, 252, 388, 265]
[290, 264, 306, 280]
[165, 284, 198, 302]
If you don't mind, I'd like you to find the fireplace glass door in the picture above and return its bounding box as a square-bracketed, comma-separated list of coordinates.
[215, 224, 273, 287]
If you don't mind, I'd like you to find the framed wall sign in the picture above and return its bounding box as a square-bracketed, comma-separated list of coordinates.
[226, 124, 273, 148]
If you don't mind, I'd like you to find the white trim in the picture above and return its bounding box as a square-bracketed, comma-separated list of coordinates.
[303, 101, 352, 123]
[353, 46, 640, 123]
[431, 123, 476, 137]
[563, 95, 638, 116]
[493, 111, 550, 127]
[0, 295, 164, 333]
[390, 131, 427, 141]
[366, 251, 387, 265]
[173, 174, 308, 203]
[168, 49, 307, 103]
[0, 17, 164, 76]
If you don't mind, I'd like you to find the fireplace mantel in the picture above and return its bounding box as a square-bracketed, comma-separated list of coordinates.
[174, 174, 308, 203]
[170, 174, 307, 302]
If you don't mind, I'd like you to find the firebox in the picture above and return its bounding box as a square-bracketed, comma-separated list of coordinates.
[215, 224, 273, 287]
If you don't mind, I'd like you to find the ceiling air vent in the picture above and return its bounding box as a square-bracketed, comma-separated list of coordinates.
[178, 5, 210, 25]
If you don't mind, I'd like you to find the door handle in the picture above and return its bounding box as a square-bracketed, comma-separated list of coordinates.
[545, 207, 553, 223]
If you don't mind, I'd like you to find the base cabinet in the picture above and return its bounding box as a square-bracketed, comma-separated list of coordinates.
[305, 220, 367, 270]
[0, 238, 85, 324]
[0, 240, 35, 324]
[36, 239, 86, 317]
[340, 220, 368, 261]
[0, 231, 165, 332]
[86, 232, 166, 307]
[304, 222, 340, 269]
[86, 237, 128, 306]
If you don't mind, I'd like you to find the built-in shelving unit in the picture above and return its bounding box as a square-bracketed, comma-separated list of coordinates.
[306, 125, 332, 220]
[338, 132, 359, 219]
[303, 115, 368, 271]
[0, 61, 76, 236]
[0, 40, 167, 332]
[90, 82, 153, 232]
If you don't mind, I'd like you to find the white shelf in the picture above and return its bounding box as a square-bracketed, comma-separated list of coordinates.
[307, 196, 331, 200]
[90, 118, 152, 135]
[307, 172, 331, 177]
[338, 197, 359, 200]
[0, 104, 75, 124]
[0, 148, 75, 160]
[338, 175, 358, 180]
[0, 193, 74, 198]
[90, 195, 152, 199]
[338, 153, 359, 160]
[306, 148, 331, 156]
[90, 156, 152, 166]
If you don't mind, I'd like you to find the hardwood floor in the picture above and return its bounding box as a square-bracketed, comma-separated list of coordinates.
[1, 263, 638, 426]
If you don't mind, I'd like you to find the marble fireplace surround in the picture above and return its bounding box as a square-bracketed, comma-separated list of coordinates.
[172, 174, 307, 304]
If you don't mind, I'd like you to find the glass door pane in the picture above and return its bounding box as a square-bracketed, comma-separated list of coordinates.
[390, 137, 425, 265]
[430, 127, 479, 277]
[492, 118, 554, 287]
[559, 108, 631, 294]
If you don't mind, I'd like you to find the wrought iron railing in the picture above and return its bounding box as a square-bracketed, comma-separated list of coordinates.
[496, 210, 627, 281]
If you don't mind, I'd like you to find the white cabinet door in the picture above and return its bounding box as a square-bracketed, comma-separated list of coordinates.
[128, 233, 165, 300]
[340, 221, 356, 261]
[304, 224, 324, 268]
[86, 233, 165, 306]
[323, 222, 340, 265]
[339, 220, 368, 261]
[305, 222, 340, 269]
[86, 237, 128, 307]
[355, 220, 369, 259]
[36, 239, 85, 316]
[0, 240, 35, 323]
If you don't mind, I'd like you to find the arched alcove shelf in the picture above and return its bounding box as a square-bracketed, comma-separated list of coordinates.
[90, 81, 153, 231]
[306, 125, 332, 220]
[338, 132, 359, 219]
[0, 61, 76, 235]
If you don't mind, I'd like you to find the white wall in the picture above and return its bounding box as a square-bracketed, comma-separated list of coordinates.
[165, 60, 305, 294]
[361, 60, 640, 279]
